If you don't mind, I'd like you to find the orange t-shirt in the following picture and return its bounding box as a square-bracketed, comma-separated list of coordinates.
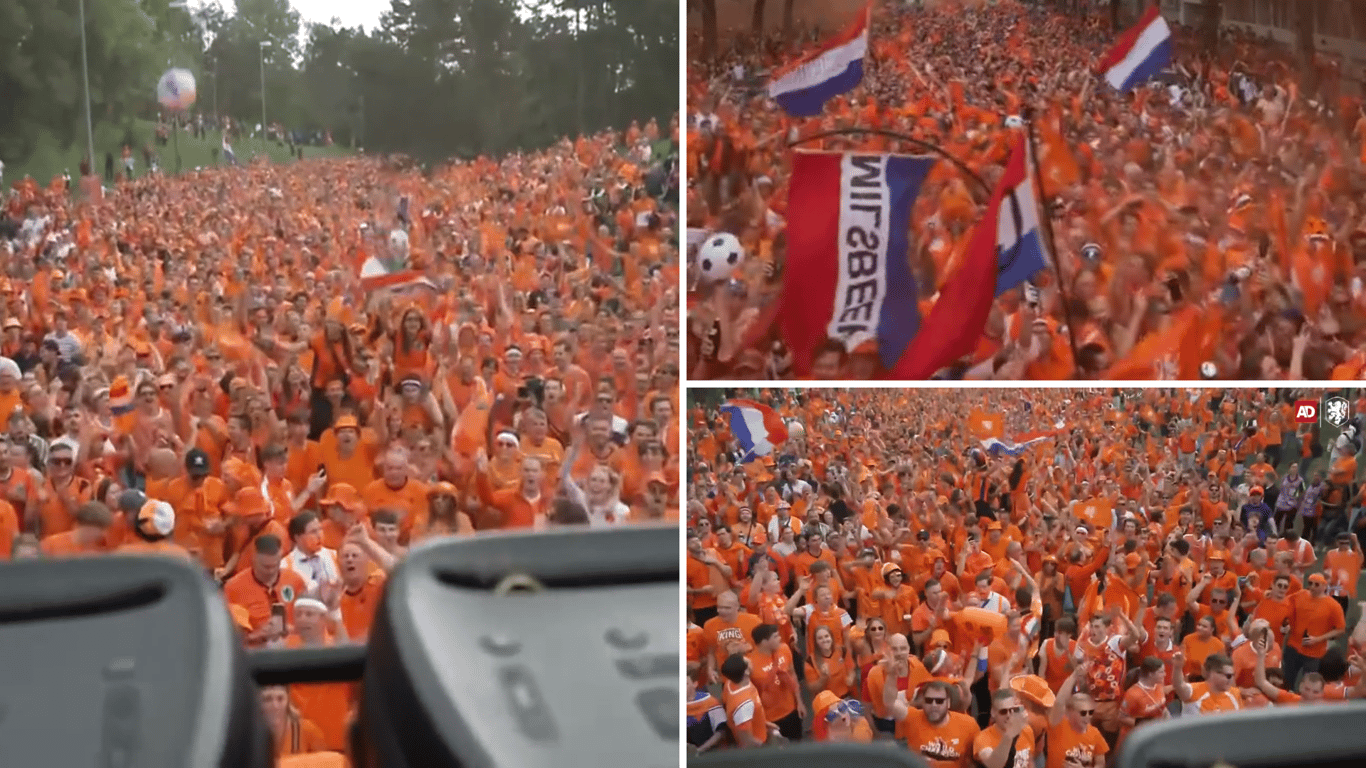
[222, 568, 308, 644]
[747, 643, 799, 722]
[1184, 681, 1241, 714]
[974, 723, 1037, 768]
[340, 571, 387, 642]
[1286, 592, 1346, 658]
[896, 708, 981, 768]
[721, 680, 768, 746]
[1323, 547, 1364, 599]
[1045, 721, 1110, 768]
[702, 613, 762, 668]
[284, 637, 355, 752]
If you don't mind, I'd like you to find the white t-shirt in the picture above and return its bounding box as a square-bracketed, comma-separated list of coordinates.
[693, 113, 720, 133]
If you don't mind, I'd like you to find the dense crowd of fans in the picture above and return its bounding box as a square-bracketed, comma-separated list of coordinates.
[0, 115, 681, 764]
[687, 0, 1366, 380]
[687, 388, 1366, 764]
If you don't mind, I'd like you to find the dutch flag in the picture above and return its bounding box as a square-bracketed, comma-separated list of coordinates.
[980, 421, 1066, 456]
[1098, 6, 1173, 93]
[768, 4, 870, 118]
[719, 400, 789, 463]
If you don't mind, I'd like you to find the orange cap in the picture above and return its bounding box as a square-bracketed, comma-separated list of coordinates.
[427, 481, 459, 498]
[334, 415, 360, 430]
[811, 690, 842, 740]
[1206, 549, 1228, 562]
[881, 562, 903, 578]
[226, 487, 270, 518]
[321, 483, 364, 510]
[929, 629, 951, 648]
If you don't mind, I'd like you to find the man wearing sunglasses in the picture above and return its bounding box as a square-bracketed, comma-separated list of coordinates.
[974, 689, 1034, 768]
[884, 673, 980, 768]
[1047, 660, 1109, 768]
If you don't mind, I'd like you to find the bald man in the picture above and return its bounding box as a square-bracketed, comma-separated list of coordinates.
[702, 590, 762, 670]
[866, 633, 932, 735]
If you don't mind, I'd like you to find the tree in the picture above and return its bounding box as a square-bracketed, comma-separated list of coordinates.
[694, 0, 718, 61]
[1, 0, 678, 170]
[1199, 0, 1222, 50]
[1293, 0, 1317, 91]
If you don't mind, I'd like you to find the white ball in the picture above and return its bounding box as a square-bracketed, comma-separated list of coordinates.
[788, 421, 805, 437]
[157, 68, 197, 111]
[695, 232, 745, 283]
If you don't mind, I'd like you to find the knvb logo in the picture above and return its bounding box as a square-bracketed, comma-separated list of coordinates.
[1324, 396, 1350, 429]
[1294, 400, 1318, 423]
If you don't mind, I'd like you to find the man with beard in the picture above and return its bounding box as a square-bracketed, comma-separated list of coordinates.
[885, 672, 980, 768]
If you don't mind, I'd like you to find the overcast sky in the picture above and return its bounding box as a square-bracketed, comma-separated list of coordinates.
[189, 0, 390, 33]
[288, 0, 388, 31]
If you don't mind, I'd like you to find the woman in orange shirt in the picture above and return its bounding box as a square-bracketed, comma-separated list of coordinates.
[260, 685, 328, 757]
[1179, 615, 1225, 681]
[805, 624, 856, 700]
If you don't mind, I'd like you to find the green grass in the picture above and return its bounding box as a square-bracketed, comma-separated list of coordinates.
[8, 118, 353, 185]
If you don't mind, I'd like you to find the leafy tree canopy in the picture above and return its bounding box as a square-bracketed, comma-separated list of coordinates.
[0, 0, 678, 168]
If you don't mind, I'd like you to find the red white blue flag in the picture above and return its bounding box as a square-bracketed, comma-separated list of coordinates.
[768, 4, 871, 118]
[780, 151, 935, 375]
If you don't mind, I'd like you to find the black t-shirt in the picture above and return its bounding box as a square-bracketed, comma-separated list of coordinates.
[828, 498, 853, 525]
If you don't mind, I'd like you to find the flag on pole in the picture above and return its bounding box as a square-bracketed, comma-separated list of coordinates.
[780, 151, 936, 375]
[889, 135, 1043, 378]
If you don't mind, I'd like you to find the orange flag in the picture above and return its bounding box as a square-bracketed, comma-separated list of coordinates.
[968, 409, 1005, 440]
[451, 377, 492, 458]
[1103, 305, 1220, 380]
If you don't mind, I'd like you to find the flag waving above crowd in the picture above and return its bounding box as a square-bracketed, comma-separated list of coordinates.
[691, 0, 1366, 382]
[889, 135, 1052, 379]
[1098, 5, 1174, 92]
[768, 3, 872, 117]
[781, 151, 935, 375]
[719, 400, 790, 462]
[774, 130, 1052, 380]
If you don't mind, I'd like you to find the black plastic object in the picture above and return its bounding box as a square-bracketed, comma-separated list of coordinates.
[251, 644, 366, 686]
[354, 524, 679, 768]
[691, 742, 930, 767]
[1118, 701, 1366, 768]
[0, 554, 272, 768]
